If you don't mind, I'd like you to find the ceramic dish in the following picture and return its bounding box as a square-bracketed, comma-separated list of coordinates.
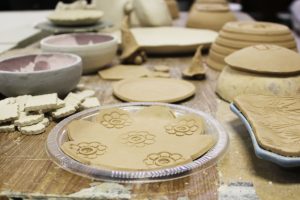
[35, 21, 111, 34]
[0, 53, 82, 97]
[230, 103, 300, 167]
[46, 102, 229, 182]
[41, 33, 118, 74]
[111, 27, 218, 54]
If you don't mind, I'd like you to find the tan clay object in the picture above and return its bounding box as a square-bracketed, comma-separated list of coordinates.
[153, 65, 170, 72]
[216, 66, 300, 102]
[98, 65, 150, 80]
[223, 21, 291, 35]
[62, 106, 216, 170]
[165, 0, 180, 19]
[206, 21, 297, 71]
[196, 0, 228, 4]
[234, 94, 300, 157]
[133, 0, 173, 27]
[186, 3, 236, 31]
[219, 30, 295, 42]
[120, 16, 147, 65]
[182, 46, 206, 80]
[113, 78, 196, 103]
[225, 45, 300, 75]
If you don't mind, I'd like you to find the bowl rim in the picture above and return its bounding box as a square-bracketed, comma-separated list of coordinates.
[40, 33, 117, 49]
[0, 53, 82, 75]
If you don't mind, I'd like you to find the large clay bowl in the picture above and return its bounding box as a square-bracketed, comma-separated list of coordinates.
[41, 33, 118, 74]
[0, 53, 82, 97]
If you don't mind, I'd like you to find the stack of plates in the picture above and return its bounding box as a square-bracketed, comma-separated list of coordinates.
[207, 21, 298, 71]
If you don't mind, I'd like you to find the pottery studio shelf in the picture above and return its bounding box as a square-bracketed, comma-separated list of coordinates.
[1, 12, 300, 200]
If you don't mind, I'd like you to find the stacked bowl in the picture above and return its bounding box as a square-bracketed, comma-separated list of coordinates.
[207, 21, 298, 71]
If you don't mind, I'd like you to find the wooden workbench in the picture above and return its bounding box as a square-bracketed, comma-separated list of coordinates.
[1, 12, 300, 200]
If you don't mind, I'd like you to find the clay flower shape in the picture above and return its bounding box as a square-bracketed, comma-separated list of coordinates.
[101, 111, 132, 129]
[121, 131, 155, 147]
[70, 142, 107, 159]
[144, 152, 184, 167]
[165, 119, 199, 136]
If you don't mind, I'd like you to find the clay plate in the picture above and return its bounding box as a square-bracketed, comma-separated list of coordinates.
[46, 102, 229, 182]
[113, 78, 196, 103]
[231, 103, 300, 167]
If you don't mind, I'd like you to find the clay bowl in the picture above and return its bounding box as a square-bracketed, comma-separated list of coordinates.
[41, 33, 118, 74]
[0, 53, 82, 97]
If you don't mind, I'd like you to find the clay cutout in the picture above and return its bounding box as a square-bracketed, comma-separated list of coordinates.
[143, 152, 186, 168]
[120, 16, 147, 65]
[62, 106, 216, 171]
[234, 94, 300, 157]
[120, 131, 156, 147]
[98, 65, 150, 80]
[113, 78, 196, 103]
[182, 46, 206, 80]
[216, 66, 300, 102]
[147, 71, 171, 78]
[95, 108, 133, 129]
[165, 114, 205, 136]
[153, 65, 170, 72]
[225, 45, 300, 75]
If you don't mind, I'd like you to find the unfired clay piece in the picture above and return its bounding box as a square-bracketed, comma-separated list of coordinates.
[234, 94, 300, 157]
[186, 3, 236, 31]
[133, 0, 173, 27]
[113, 78, 196, 103]
[182, 46, 206, 79]
[62, 106, 216, 170]
[216, 66, 300, 102]
[98, 65, 149, 80]
[165, 0, 180, 19]
[225, 45, 300, 75]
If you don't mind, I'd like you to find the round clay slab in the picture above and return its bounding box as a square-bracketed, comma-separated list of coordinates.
[223, 21, 291, 35]
[113, 78, 196, 103]
[225, 45, 300, 75]
[219, 30, 295, 42]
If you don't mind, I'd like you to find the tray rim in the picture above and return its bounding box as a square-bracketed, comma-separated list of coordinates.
[230, 103, 300, 168]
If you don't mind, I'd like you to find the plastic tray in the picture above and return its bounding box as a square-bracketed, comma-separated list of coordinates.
[230, 103, 300, 168]
[46, 102, 229, 182]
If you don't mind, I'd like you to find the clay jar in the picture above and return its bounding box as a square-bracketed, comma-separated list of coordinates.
[216, 44, 300, 102]
[186, 3, 236, 31]
[206, 21, 298, 71]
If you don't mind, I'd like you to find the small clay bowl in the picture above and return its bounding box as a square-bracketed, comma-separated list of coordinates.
[41, 33, 118, 74]
[0, 53, 82, 97]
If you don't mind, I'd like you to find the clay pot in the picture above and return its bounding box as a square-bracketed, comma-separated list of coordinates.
[186, 3, 236, 31]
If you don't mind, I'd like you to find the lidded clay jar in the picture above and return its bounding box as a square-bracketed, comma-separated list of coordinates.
[186, 3, 236, 31]
[216, 44, 300, 102]
[207, 21, 298, 71]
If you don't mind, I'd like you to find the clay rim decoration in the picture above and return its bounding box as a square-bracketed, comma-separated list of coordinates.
[0, 53, 82, 74]
[230, 103, 300, 167]
[46, 102, 229, 182]
[40, 33, 116, 48]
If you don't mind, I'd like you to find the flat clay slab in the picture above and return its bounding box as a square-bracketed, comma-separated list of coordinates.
[61, 106, 216, 171]
[113, 78, 196, 103]
[225, 45, 300, 75]
[233, 94, 300, 157]
[222, 21, 291, 35]
[111, 27, 218, 54]
[98, 65, 150, 80]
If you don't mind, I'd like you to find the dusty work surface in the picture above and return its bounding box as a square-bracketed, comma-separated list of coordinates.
[1, 12, 300, 200]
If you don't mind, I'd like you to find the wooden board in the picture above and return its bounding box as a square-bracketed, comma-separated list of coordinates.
[0, 12, 300, 200]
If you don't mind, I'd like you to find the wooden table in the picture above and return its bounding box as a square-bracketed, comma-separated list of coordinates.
[1, 12, 300, 200]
